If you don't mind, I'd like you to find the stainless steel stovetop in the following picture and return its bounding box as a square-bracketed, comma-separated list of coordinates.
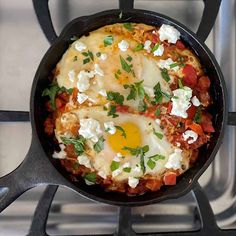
[0, 0, 235, 235]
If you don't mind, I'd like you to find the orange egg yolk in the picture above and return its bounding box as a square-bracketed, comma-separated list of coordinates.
[107, 122, 142, 155]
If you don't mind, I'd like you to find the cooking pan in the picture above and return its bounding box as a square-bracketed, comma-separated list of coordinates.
[0, 0, 236, 211]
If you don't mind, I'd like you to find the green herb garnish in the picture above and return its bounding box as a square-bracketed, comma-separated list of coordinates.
[123, 167, 131, 173]
[107, 105, 118, 118]
[123, 22, 134, 31]
[115, 125, 126, 138]
[138, 100, 147, 112]
[120, 55, 132, 73]
[73, 56, 77, 62]
[161, 68, 171, 82]
[83, 58, 90, 64]
[170, 62, 179, 68]
[149, 154, 165, 161]
[178, 79, 184, 88]
[151, 43, 160, 53]
[107, 91, 124, 105]
[147, 158, 156, 170]
[153, 128, 163, 140]
[96, 52, 101, 57]
[93, 136, 105, 153]
[104, 35, 114, 47]
[61, 136, 86, 156]
[134, 43, 144, 51]
[155, 108, 161, 116]
[193, 108, 202, 124]
[110, 161, 120, 171]
[124, 80, 145, 100]
[84, 172, 97, 183]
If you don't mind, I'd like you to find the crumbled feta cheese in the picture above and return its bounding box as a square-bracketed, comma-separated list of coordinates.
[144, 86, 155, 98]
[68, 70, 75, 82]
[113, 156, 121, 162]
[133, 165, 142, 174]
[112, 168, 122, 177]
[191, 96, 201, 107]
[94, 64, 104, 76]
[144, 40, 152, 52]
[165, 149, 182, 170]
[118, 40, 129, 52]
[100, 53, 107, 61]
[75, 41, 87, 51]
[79, 118, 102, 143]
[128, 177, 139, 188]
[157, 58, 179, 72]
[52, 144, 67, 159]
[77, 93, 88, 104]
[77, 154, 91, 168]
[170, 86, 192, 118]
[116, 153, 122, 158]
[104, 121, 116, 135]
[77, 70, 94, 92]
[158, 24, 180, 44]
[176, 142, 181, 147]
[99, 89, 107, 97]
[98, 170, 107, 179]
[153, 44, 165, 56]
[122, 162, 131, 168]
[155, 119, 161, 126]
[183, 130, 198, 144]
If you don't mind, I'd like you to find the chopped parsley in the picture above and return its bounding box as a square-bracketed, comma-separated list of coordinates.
[61, 136, 86, 156]
[151, 43, 160, 53]
[107, 105, 118, 118]
[147, 154, 165, 169]
[152, 128, 163, 140]
[126, 55, 132, 62]
[42, 81, 73, 110]
[119, 55, 133, 73]
[115, 69, 122, 80]
[134, 43, 144, 51]
[123, 167, 131, 173]
[153, 82, 171, 104]
[123, 22, 134, 31]
[124, 80, 145, 100]
[104, 35, 114, 47]
[83, 58, 90, 64]
[93, 136, 105, 153]
[115, 125, 126, 138]
[178, 79, 184, 88]
[161, 68, 171, 82]
[107, 91, 124, 105]
[147, 158, 156, 170]
[193, 108, 202, 124]
[155, 108, 161, 116]
[84, 172, 97, 183]
[110, 161, 120, 171]
[149, 154, 165, 161]
[82, 50, 94, 64]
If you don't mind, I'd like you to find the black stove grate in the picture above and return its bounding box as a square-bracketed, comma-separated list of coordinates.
[1, 0, 236, 235]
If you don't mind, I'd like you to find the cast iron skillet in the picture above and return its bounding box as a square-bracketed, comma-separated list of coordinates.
[0, 0, 236, 212]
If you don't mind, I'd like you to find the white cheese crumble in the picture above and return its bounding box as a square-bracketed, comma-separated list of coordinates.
[157, 58, 179, 72]
[113, 156, 121, 162]
[77, 70, 94, 92]
[122, 162, 131, 168]
[98, 89, 107, 97]
[170, 86, 192, 118]
[133, 165, 142, 174]
[79, 118, 102, 143]
[118, 40, 129, 52]
[128, 177, 139, 188]
[112, 168, 122, 177]
[94, 64, 104, 76]
[144, 86, 155, 98]
[176, 142, 181, 147]
[104, 121, 116, 135]
[183, 130, 198, 144]
[77, 154, 91, 168]
[52, 144, 67, 159]
[100, 53, 107, 61]
[165, 149, 183, 170]
[153, 44, 164, 56]
[116, 153, 123, 158]
[75, 41, 87, 51]
[98, 170, 107, 179]
[68, 70, 75, 82]
[77, 93, 88, 104]
[158, 24, 180, 44]
[144, 40, 152, 52]
[155, 119, 161, 125]
[191, 96, 201, 107]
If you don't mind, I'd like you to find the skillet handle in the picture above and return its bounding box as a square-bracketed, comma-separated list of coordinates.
[228, 112, 236, 126]
[0, 137, 63, 213]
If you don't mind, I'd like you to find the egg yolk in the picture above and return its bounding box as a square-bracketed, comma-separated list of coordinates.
[107, 122, 142, 155]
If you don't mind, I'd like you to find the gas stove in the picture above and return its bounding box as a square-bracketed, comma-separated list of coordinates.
[0, 0, 235, 235]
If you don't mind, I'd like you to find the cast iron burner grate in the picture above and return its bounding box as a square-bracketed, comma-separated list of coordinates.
[0, 0, 236, 235]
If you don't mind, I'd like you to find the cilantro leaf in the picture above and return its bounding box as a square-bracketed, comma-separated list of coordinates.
[161, 68, 171, 82]
[107, 105, 118, 118]
[123, 80, 145, 101]
[123, 22, 134, 31]
[110, 161, 120, 171]
[134, 43, 144, 51]
[107, 91, 124, 105]
[61, 136, 86, 156]
[151, 43, 160, 53]
[123, 167, 131, 173]
[104, 35, 114, 47]
[84, 172, 97, 183]
[120, 55, 132, 73]
[148, 154, 165, 161]
[193, 108, 202, 124]
[93, 136, 105, 153]
[147, 158, 156, 170]
[153, 82, 163, 104]
[126, 55, 132, 62]
[155, 108, 161, 116]
[153, 128, 163, 139]
[73, 56, 77, 62]
[83, 58, 90, 64]
[115, 125, 126, 138]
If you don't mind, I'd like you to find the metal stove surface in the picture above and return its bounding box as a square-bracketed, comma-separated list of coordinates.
[0, 0, 235, 235]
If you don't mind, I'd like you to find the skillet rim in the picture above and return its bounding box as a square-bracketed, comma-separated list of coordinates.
[30, 9, 227, 206]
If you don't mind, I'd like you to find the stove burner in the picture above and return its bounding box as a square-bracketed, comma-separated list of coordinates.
[1, 0, 236, 235]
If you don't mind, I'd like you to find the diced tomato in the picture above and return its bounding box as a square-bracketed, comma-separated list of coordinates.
[187, 123, 204, 136]
[167, 102, 172, 114]
[152, 33, 159, 44]
[200, 112, 215, 133]
[116, 104, 129, 113]
[182, 64, 198, 87]
[186, 105, 197, 119]
[58, 92, 69, 102]
[44, 117, 54, 136]
[196, 76, 211, 92]
[145, 179, 162, 191]
[65, 144, 77, 159]
[198, 91, 211, 107]
[55, 98, 63, 109]
[45, 101, 53, 112]
[176, 40, 185, 50]
[201, 122, 215, 133]
[163, 172, 177, 185]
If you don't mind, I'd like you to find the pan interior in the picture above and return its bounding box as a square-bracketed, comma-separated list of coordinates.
[31, 10, 226, 206]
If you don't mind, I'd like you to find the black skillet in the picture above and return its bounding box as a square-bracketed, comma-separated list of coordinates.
[0, 0, 236, 212]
